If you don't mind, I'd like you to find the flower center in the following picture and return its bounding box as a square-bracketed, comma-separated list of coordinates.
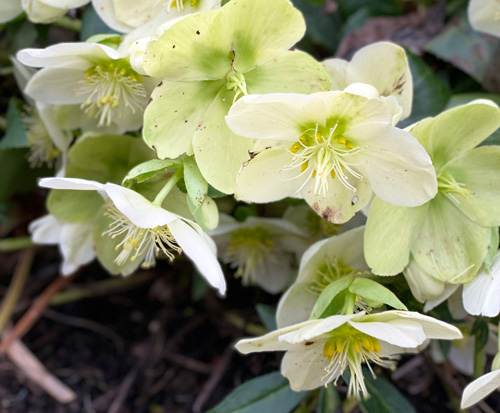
[226, 71, 248, 103]
[23, 108, 60, 168]
[322, 325, 394, 399]
[104, 202, 182, 268]
[310, 259, 361, 295]
[224, 227, 274, 286]
[286, 121, 365, 195]
[167, 0, 199, 12]
[437, 172, 470, 206]
[77, 59, 146, 127]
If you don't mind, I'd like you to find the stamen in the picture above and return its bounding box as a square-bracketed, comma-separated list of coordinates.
[226, 71, 248, 103]
[437, 172, 470, 206]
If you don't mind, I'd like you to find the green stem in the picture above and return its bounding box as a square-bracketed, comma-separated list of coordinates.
[474, 334, 486, 379]
[153, 166, 184, 206]
[53, 16, 82, 32]
[342, 292, 356, 315]
[0, 115, 7, 132]
[0, 237, 34, 252]
[0, 249, 34, 334]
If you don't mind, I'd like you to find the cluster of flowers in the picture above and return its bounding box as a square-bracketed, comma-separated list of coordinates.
[4, 0, 500, 407]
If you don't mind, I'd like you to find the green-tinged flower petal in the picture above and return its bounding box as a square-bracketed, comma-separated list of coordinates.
[349, 123, 437, 206]
[194, 87, 256, 194]
[322, 58, 349, 90]
[59, 221, 95, 275]
[443, 146, 500, 227]
[412, 193, 491, 283]
[461, 370, 500, 409]
[0, 0, 23, 23]
[143, 80, 224, 159]
[213, 0, 305, 73]
[409, 102, 500, 171]
[235, 147, 308, 202]
[302, 175, 371, 224]
[143, 10, 228, 81]
[347, 42, 412, 118]
[468, 0, 500, 38]
[365, 197, 428, 275]
[403, 257, 446, 302]
[276, 282, 317, 328]
[246, 50, 330, 94]
[348, 320, 426, 348]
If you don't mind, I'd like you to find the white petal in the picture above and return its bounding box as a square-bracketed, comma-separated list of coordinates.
[257, 257, 294, 294]
[281, 340, 330, 391]
[279, 313, 358, 344]
[403, 258, 446, 302]
[468, 0, 500, 38]
[168, 219, 226, 295]
[235, 147, 308, 203]
[351, 123, 437, 207]
[102, 183, 177, 228]
[225, 93, 327, 142]
[0, 0, 23, 23]
[276, 282, 317, 328]
[348, 319, 427, 348]
[461, 370, 500, 409]
[29, 214, 63, 244]
[322, 58, 348, 91]
[463, 254, 500, 317]
[59, 222, 95, 275]
[39, 0, 89, 7]
[39, 177, 105, 191]
[423, 283, 460, 313]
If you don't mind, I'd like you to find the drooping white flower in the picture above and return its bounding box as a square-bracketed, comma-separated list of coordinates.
[17, 42, 156, 132]
[209, 214, 309, 294]
[236, 311, 461, 397]
[463, 252, 500, 317]
[226, 91, 437, 224]
[277, 226, 369, 328]
[93, 0, 220, 33]
[468, 0, 500, 38]
[39, 177, 226, 294]
[29, 214, 95, 275]
[323, 42, 413, 123]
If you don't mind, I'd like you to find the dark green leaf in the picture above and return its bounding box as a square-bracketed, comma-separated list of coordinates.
[399, 50, 452, 127]
[234, 205, 258, 222]
[472, 318, 489, 352]
[80, 4, 120, 41]
[208, 372, 307, 413]
[256, 304, 277, 332]
[123, 159, 180, 186]
[207, 185, 227, 198]
[0, 98, 28, 149]
[192, 273, 209, 302]
[318, 384, 340, 413]
[309, 277, 353, 320]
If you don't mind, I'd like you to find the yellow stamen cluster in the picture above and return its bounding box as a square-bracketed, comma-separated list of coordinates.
[437, 172, 471, 206]
[104, 202, 182, 269]
[168, 0, 198, 11]
[78, 59, 146, 127]
[310, 259, 368, 295]
[224, 227, 274, 286]
[286, 121, 364, 195]
[321, 325, 394, 399]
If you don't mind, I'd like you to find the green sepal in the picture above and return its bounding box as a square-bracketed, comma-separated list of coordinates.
[348, 278, 408, 311]
[187, 195, 219, 231]
[183, 156, 208, 211]
[122, 158, 182, 187]
[308, 277, 353, 320]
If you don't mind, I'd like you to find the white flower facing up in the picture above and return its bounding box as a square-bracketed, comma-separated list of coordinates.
[468, 0, 500, 38]
[209, 214, 309, 294]
[29, 214, 95, 275]
[226, 92, 437, 224]
[277, 226, 369, 328]
[236, 311, 461, 397]
[463, 252, 500, 317]
[323, 42, 413, 124]
[39, 177, 226, 295]
[17, 42, 156, 132]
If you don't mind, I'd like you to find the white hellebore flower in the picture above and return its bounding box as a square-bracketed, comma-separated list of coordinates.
[462, 368, 500, 409]
[226, 92, 437, 224]
[0, 0, 89, 24]
[17, 42, 156, 132]
[277, 226, 369, 328]
[93, 0, 220, 33]
[236, 311, 461, 397]
[39, 177, 226, 295]
[323, 42, 413, 124]
[209, 214, 309, 294]
[463, 252, 500, 317]
[29, 214, 95, 275]
[468, 0, 500, 38]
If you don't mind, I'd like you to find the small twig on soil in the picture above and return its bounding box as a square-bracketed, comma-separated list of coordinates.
[192, 343, 234, 413]
[0, 237, 34, 252]
[164, 350, 213, 374]
[42, 308, 125, 354]
[0, 249, 34, 335]
[50, 271, 157, 306]
[0, 272, 78, 354]
[3, 329, 76, 403]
